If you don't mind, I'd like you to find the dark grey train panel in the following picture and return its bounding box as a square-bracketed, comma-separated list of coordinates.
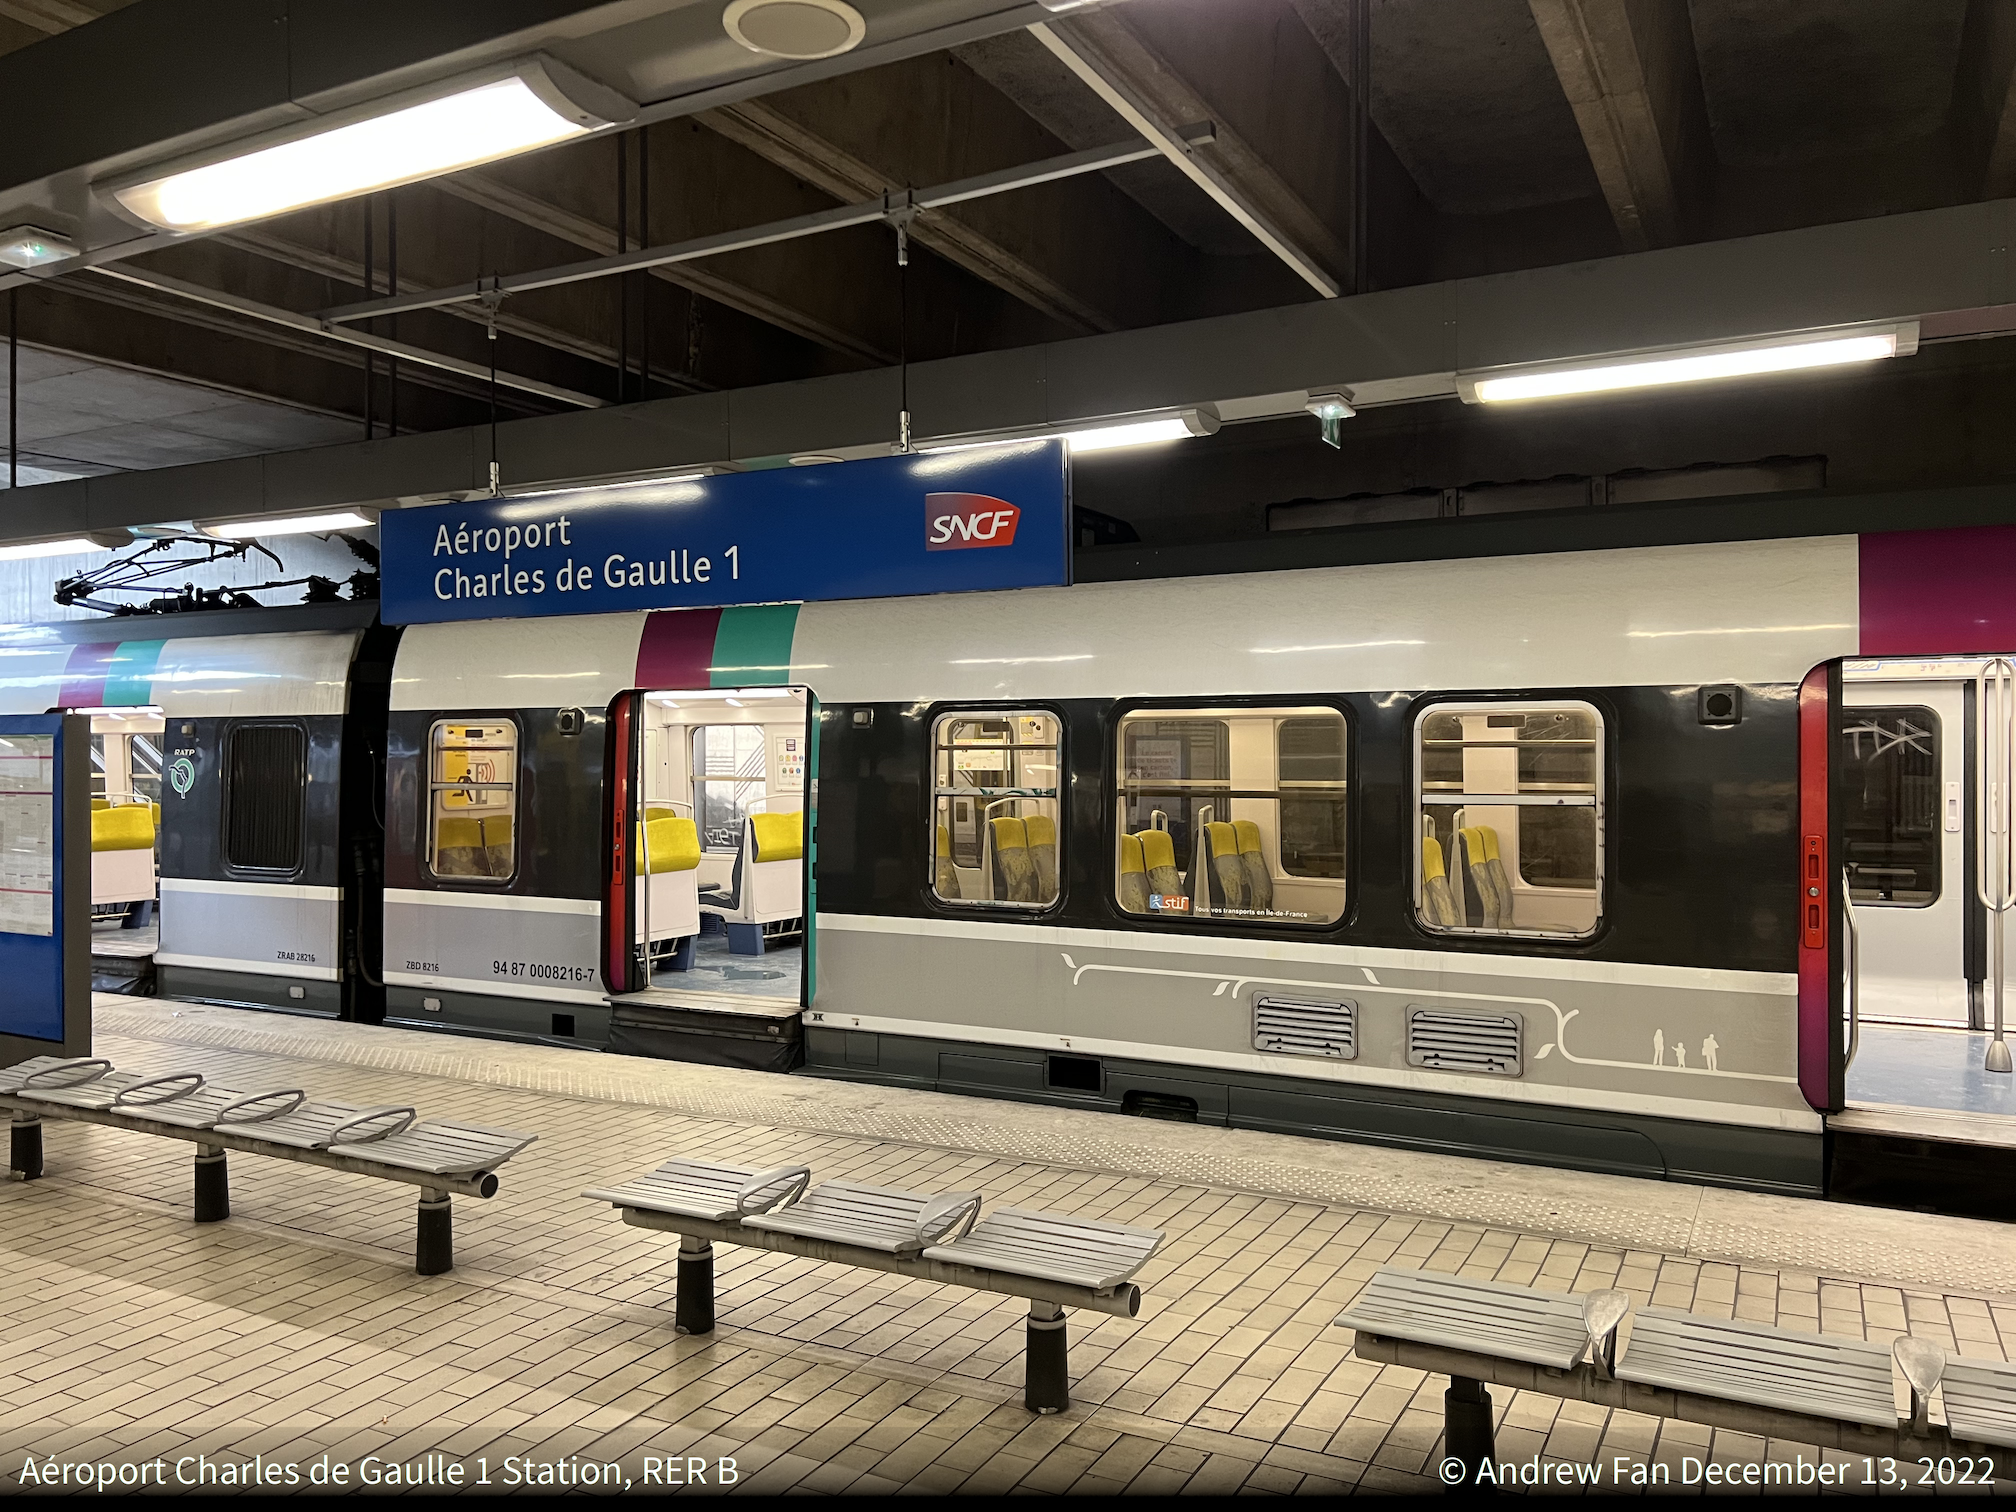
[385, 983, 611, 1049]
[802, 1027, 1825, 1197]
[158, 964, 344, 1019]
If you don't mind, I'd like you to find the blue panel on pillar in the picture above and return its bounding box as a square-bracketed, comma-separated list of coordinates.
[377, 440, 1072, 626]
[0, 714, 68, 1043]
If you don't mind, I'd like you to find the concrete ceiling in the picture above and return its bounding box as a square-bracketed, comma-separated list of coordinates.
[0, 0, 2012, 536]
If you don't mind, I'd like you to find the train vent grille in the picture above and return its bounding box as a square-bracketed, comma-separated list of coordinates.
[1252, 996, 1357, 1060]
[1406, 1008, 1522, 1077]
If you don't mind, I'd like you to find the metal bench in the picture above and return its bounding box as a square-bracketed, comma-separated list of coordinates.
[1336, 1265, 2016, 1485]
[585, 1159, 1164, 1412]
[4, 1055, 535, 1276]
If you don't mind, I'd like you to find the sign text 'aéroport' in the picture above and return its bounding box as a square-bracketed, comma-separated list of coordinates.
[377, 441, 1070, 625]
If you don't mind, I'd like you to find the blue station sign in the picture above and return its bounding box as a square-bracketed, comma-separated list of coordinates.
[378, 441, 1071, 625]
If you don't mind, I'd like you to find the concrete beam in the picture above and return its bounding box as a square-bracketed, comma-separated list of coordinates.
[1526, 0, 1711, 250]
[7, 195, 2016, 539]
[1955, 0, 2016, 200]
[1032, 2, 1349, 297]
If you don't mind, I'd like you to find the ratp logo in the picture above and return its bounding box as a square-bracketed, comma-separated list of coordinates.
[926, 493, 1021, 551]
[168, 757, 195, 797]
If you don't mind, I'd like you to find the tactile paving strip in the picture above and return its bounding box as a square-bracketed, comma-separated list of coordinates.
[89, 998, 2016, 1296]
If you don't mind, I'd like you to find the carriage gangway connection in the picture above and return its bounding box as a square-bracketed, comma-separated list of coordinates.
[6, 993, 2016, 1494]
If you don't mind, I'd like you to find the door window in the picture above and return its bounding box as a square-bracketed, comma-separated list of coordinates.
[1841, 706, 1941, 906]
[428, 720, 517, 880]
[691, 724, 768, 851]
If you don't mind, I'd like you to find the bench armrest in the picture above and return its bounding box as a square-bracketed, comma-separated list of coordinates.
[327, 1106, 418, 1145]
[1583, 1289, 1630, 1378]
[214, 1089, 308, 1126]
[917, 1192, 983, 1247]
[1895, 1336, 1947, 1435]
[112, 1072, 205, 1107]
[22, 1057, 112, 1089]
[736, 1166, 811, 1216]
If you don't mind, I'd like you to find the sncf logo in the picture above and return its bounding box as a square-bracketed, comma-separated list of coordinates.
[926, 493, 1021, 551]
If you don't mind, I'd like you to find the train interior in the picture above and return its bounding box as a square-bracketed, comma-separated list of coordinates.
[85, 705, 165, 991]
[1105, 706, 1348, 925]
[622, 685, 810, 1011]
[1839, 657, 2016, 1139]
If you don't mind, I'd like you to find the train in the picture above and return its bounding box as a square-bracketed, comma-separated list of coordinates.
[7, 520, 2010, 1212]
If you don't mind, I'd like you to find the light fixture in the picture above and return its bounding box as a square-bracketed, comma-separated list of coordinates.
[1458, 324, 1915, 405]
[103, 57, 633, 234]
[0, 532, 128, 561]
[1305, 390, 1355, 449]
[722, 0, 866, 60]
[201, 510, 377, 540]
[509, 469, 716, 501]
[789, 454, 844, 467]
[922, 406, 1220, 457]
[74, 705, 165, 718]
[0, 224, 77, 269]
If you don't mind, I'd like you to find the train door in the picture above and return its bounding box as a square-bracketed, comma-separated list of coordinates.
[604, 684, 810, 1063]
[1837, 657, 2016, 1122]
[1840, 673, 1968, 1024]
[85, 706, 165, 988]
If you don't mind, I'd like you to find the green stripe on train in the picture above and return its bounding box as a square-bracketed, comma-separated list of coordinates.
[102, 641, 166, 706]
[709, 604, 800, 687]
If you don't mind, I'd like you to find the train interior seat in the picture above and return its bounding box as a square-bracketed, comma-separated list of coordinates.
[91, 800, 157, 908]
[1117, 833, 1149, 914]
[1137, 826, 1185, 910]
[1024, 812, 1058, 900]
[639, 809, 702, 943]
[1233, 819, 1274, 912]
[935, 824, 962, 900]
[987, 814, 1037, 903]
[1420, 830, 1460, 928]
[636, 686, 808, 974]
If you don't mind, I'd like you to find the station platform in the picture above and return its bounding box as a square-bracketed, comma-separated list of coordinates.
[6, 997, 2016, 1494]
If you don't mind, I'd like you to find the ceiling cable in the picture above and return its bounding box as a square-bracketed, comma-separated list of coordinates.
[889, 189, 916, 453]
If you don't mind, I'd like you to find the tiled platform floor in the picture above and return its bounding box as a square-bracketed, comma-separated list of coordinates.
[6, 998, 2016, 1496]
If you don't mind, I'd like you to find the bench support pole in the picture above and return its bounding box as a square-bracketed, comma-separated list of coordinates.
[1444, 1376, 1496, 1492]
[9, 1115, 40, 1180]
[192, 1145, 229, 1222]
[416, 1190, 452, 1275]
[1026, 1301, 1069, 1414]
[676, 1234, 715, 1335]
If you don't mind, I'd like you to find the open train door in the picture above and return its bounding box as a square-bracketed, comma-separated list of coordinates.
[602, 682, 809, 1070]
[1818, 652, 2016, 1216]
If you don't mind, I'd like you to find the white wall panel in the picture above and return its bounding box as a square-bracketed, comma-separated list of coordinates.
[154, 631, 358, 718]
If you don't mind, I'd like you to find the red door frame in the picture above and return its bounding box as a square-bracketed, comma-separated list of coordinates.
[1796, 660, 1842, 1111]
[603, 692, 637, 995]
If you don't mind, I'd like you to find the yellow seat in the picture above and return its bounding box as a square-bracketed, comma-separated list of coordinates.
[935, 823, 961, 900]
[1136, 828, 1187, 913]
[638, 814, 701, 874]
[1023, 812, 1058, 902]
[1421, 834, 1460, 928]
[1118, 832, 1148, 914]
[91, 796, 108, 811]
[988, 815, 1036, 903]
[1201, 820, 1248, 913]
[751, 810, 802, 863]
[91, 805, 155, 853]
[1231, 818, 1275, 912]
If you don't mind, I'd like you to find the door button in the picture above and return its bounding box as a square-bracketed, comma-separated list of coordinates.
[1947, 779, 1964, 833]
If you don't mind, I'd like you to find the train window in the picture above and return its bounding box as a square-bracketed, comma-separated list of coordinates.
[224, 724, 305, 872]
[931, 710, 1061, 909]
[692, 724, 768, 851]
[428, 719, 518, 881]
[1840, 706, 1940, 906]
[1415, 702, 1602, 938]
[1116, 706, 1346, 925]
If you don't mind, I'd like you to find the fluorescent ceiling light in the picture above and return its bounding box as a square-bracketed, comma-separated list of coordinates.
[511, 470, 716, 501]
[924, 406, 1219, 457]
[0, 537, 111, 561]
[75, 705, 164, 717]
[106, 59, 632, 233]
[1461, 327, 1913, 405]
[202, 511, 375, 540]
[0, 224, 77, 269]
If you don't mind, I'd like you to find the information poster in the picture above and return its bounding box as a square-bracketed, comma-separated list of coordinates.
[0, 733, 53, 937]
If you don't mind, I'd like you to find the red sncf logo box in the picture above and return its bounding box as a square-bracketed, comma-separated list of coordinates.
[926, 493, 1021, 551]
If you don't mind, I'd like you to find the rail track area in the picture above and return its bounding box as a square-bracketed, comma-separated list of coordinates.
[1, 997, 2012, 1496]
